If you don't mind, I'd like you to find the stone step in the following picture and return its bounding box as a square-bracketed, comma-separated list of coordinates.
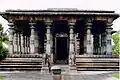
[0, 58, 43, 71]
[76, 63, 119, 66]
[76, 59, 119, 62]
[0, 63, 42, 65]
[76, 57, 119, 71]
[2, 58, 42, 62]
[77, 66, 119, 68]
[77, 68, 119, 71]
[0, 64, 42, 68]
[0, 68, 41, 71]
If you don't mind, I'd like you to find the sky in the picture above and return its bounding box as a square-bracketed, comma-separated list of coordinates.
[0, 0, 120, 32]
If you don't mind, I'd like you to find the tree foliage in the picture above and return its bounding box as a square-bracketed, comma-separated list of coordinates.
[112, 33, 120, 55]
[0, 24, 8, 61]
[0, 42, 8, 61]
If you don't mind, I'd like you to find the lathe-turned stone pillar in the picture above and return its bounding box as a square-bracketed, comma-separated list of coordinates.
[101, 32, 107, 54]
[106, 22, 113, 55]
[21, 33, 24, 54]
[35, 32, 39, 54]
[44, 20, 53, 65]
[13, 32, 18, 53]
[18, 32, 21, 54]
[68, 20, 76, 65]
[85, 21, 93, 54]
[45, 21, 52, 55]
[29, 22, 36, 54]
[8, 22, 14, 54]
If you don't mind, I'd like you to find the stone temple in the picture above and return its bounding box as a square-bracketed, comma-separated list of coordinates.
[0, 8, 119, 72]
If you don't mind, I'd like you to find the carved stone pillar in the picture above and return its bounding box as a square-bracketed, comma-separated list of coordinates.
[91, 35, 94, 54]
[13, 32, 18, 53]
[68, 20, 75, 65]
[101, 32, 106, 54]
[45, 23, 51, 55]
[106, 23, 113, 55]
[8, 22, 14, 54]
[35, 32, 39, 54]
[18, 32, 21, 54]
[93, 33, 99, 54]
[101, 33, 104, 54]
[24, 36, 27, 54]
[27, 36, 30, 53]
[86, 22, 93, 54]
[74, 33, 80, 55]
[29, 22, 36, 54]
[84, 33, 87, 53]
[21, 33, 24, 54]
[44, 20, 53, 65]
[98, 34, 101, 54]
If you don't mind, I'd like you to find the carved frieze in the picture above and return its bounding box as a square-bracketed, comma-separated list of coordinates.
[95, 16, 114, 22]
[6, 15, 83, 21]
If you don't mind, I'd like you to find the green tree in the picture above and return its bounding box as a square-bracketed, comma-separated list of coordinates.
[0, 23, 8, 61]
[112, 33, 120, 55]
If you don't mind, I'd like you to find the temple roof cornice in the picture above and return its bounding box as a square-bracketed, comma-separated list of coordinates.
[0, 9, 119, 22]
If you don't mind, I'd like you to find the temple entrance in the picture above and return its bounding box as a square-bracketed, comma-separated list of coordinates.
[54, 33, 68, 64]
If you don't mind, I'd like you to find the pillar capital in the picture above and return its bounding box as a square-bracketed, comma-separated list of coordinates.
[106, 23, 113, 34]
[106, 23, 113, 29]
[68, 20, 76, 26]
[46, 26, 51, 29]
[8, 22, 14, 27]
[86, 22, 92, 26]
[45, 20, 53, 26]
[85, 21, 92, 29]
[29, 22, 36, 28]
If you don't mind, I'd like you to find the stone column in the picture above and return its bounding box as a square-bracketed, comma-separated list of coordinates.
[68, 20, 75, 65]
[74, 33, 80, 55]
[101, 32, 106, 54]
[101, 33, 104, 54]
[8, 22, 14, 54]
[24, 36, 27, 54]
[29, 22, 36, 54]
[21, 33, 24, 54]
[84, 32, 87, 53]
[18, 32, 21, 54]
[35, 32, 39, 54]
[13, 32, 18, 53]
[86, 22, 93, 54]
[45, 23, 51, 55]
[27, 36, 30, 53]
[44, 20, 53, 65]
[91, 35, 94, 54]
[106, 22, 113, 55]
[98, 34, 101, 54]
[93, 34, 99, 54]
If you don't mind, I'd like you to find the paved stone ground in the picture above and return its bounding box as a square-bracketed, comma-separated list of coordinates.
[0, 71, 119, 80]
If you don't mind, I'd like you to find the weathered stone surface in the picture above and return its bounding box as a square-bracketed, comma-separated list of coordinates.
[0, 71, 118, 80]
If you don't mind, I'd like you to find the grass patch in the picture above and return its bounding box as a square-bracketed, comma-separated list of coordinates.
[113, 73, 120, 79]
[0, 76, 4, 80]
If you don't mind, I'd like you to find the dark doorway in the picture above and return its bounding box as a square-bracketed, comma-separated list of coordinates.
[54, 35, 68, 64]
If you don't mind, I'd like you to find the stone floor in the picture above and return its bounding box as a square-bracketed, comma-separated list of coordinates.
[0, 71, 119, 80]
